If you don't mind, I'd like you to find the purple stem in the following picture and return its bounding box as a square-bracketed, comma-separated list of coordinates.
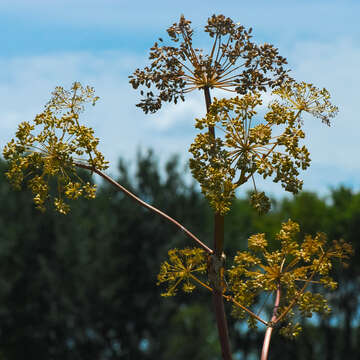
[75, 163, 213, 254]
[261, 286, 281, 360]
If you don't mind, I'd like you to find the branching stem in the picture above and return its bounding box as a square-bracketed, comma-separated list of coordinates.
[189, 273, 268, 326]
[223, 294, 268, 326]
[74, 162, 213, 254]
[274, 252, 326, 324]
[203, 86, 233, 360]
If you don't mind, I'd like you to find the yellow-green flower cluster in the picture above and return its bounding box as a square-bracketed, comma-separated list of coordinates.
[189, 81, 337, 215]
[157, 248, 207, 297]
[227, 220, 353, 336]
[273, 81, 338, 126]
[3, 82, 108, 214]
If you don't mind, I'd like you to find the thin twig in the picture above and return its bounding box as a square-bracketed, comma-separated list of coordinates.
[274, 252, 326, 324]
[74, 162, 213, 254]
[223, 294, 268, 326]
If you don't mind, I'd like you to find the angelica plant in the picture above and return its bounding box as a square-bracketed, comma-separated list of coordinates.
[130, 13, 342, 360]
[3, 13, 350, 360]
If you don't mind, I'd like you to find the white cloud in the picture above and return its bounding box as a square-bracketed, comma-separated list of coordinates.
[150, 94, 205, 131]
[288, 38, 360, 170]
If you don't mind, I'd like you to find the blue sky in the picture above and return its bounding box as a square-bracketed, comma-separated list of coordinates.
[1, 0, 359, 199]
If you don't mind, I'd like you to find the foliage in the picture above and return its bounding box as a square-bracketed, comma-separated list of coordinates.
[3, 82, 107, 214]
[0, 154, 216, 360]
[0, 155, 359, 359]
[162, 304, 221, 360]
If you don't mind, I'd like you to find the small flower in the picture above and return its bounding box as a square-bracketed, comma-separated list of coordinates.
[250, 192, 271, 215]
[3, 82, 108, 214]
[248, 233, 268, 252]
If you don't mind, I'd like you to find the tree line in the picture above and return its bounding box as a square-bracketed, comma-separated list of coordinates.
[0, 151, 359, 360]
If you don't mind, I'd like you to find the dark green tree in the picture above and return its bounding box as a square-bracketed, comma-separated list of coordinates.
[0, 153, 217, 359]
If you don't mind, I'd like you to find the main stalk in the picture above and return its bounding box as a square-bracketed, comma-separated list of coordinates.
[203, 86, 232, 360]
